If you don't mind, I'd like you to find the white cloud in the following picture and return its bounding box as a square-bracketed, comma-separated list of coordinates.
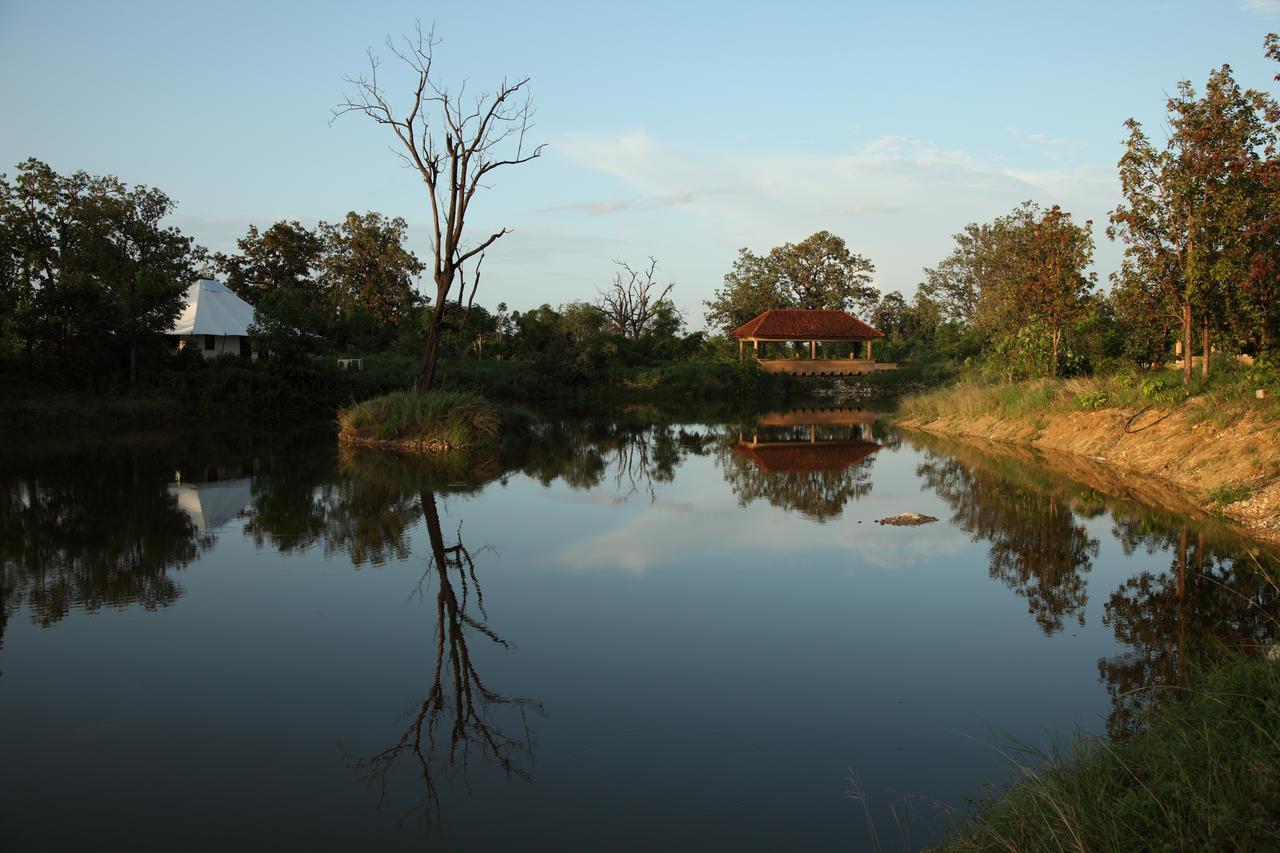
[552, 130, 1122, 296]
[1241, 0, 1280, 16]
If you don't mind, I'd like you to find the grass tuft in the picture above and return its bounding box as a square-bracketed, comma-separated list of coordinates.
[941, 656, 1280, 852]
[337, 389, 520, 450]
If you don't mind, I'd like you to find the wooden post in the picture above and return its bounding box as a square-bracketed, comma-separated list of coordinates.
[866, 339, 873, 362]
[754, 339, 760, 359]
[738, 338, 744, 363]
[809, 340, 816, 360]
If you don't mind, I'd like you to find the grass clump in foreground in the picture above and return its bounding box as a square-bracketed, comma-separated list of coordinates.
[337, 389, 525, 450]
[942, 656, 1280, 852]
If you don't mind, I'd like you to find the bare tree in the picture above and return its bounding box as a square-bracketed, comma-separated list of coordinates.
[335, 23, 543, 393]
[597, 257, 675, 340]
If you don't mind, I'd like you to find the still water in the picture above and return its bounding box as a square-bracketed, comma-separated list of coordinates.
[2, 410, 1276, 851]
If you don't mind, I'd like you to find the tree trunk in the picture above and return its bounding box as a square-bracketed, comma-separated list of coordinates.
[1050, 328, 1061, 378]
[414, 286, 451, 394]
[1201, 314, 1210, 379]
[1182, 303, 1192, 384]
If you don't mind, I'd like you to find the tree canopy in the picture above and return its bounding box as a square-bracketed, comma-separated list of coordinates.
[704, 231, 877, 333]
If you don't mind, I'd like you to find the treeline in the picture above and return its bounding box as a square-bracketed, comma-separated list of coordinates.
[0, 158, 718, 395]
[872, 36, 1280, 382]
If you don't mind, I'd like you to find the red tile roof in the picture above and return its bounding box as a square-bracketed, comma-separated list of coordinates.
[731, 309, 884, 340]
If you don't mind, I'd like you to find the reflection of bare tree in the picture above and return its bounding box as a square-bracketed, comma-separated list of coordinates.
[1099, 524, 1280, 737]
[916, 453, 1097, 634]
[350, 491, 541, 823]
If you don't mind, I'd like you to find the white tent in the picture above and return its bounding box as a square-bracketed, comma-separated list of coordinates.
[170, 278, 256, 358]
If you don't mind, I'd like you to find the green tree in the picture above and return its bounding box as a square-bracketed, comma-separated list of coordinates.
[1109, 61, 1276, 380]
[0, 159, 199, 384]
[704, 231, 877, 333]
[923, 202, 1095, 376]
[214, 220, 323, 305]
[317, 210, 424, 329]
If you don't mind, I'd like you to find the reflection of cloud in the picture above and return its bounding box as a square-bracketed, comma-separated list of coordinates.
[555, 489, 964, 574]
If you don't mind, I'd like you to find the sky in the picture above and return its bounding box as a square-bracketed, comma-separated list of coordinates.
[3, 0, 1280, 327]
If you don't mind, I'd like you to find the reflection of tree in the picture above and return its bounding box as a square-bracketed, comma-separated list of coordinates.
[0, 454, 210, 644]
[351, 491, 540, 822]
[1099, 524, 1280, 736]
[721, 423, 878, 521]
[521, 420, 711, 502]
[916, 453, 1097, 633]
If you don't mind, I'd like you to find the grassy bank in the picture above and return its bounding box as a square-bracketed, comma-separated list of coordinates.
[337, 389, 530, 451]
[894, 361, 1280, 544]
[942, 655, 1280, 851]
[899, 359, 1280, 426]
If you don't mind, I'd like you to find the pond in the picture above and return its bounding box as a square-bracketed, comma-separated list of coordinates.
[2, 409, 1277, 851]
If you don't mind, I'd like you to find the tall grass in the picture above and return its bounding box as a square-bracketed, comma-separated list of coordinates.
[942, 656, 1280, 852]
[337, 389, 515, 449]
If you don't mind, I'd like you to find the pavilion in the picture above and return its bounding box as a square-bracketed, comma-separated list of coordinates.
[730, 309, 895, 375]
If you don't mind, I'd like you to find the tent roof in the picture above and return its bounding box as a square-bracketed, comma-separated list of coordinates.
[730, 309, 884, 340]
[170, 279, 255, 337]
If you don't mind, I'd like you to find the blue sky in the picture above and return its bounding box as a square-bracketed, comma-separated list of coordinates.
[3, 0, 1279, 326]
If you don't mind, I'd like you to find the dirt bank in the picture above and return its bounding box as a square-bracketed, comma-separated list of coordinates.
[897, 405, 1280, 546]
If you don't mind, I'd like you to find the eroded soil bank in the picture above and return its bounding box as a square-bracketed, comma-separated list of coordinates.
[897, 405, 1280, 546]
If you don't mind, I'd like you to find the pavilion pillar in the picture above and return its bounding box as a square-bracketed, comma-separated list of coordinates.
[866, 340, 873, 362]
[754, 339, 760, 359]
[809, 340, 816, 360]
[738, 339, 744, 363]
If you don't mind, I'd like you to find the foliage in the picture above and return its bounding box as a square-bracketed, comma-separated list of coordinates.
[704, 230, 877, 332]
[0, 158, 202, 385]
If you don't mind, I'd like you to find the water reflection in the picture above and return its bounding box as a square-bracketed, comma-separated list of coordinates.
[3, 415, 1279, 843]
[914, 449, 1098, 633]
[903, 431, 1280, 736]
[0, 450, 210, 641]
[723, 409, 882, 521]
[350, 486, 541, 823]
[1100, 523, 1280, 736]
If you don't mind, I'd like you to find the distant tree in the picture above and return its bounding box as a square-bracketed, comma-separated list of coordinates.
[336, 22, 543, 393]
[924, 202, 1095, 376]
[317, 211, 425, 327]
[869, 290, 910, 336]
[597, 257, 675, 340]
[0, 159, 199, 383]
[71, 175, 203, 383]
[704, 231, 877, 333]
[1109, 61, 1276, 380]
[215, 220, 323, 305]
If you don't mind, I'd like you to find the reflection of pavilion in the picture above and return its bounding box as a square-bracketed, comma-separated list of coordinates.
[734, 409, 882, 473]
[168, 479, 253, 531]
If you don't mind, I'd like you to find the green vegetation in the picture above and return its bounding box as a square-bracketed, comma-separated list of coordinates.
[898, 355, 1280, 424]
[337, 389, 525, 450]
[942, 656, 1280, 852]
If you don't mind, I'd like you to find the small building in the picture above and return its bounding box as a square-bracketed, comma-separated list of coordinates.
[730, 308, 895, 375]
[169, 278, 255, 358]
